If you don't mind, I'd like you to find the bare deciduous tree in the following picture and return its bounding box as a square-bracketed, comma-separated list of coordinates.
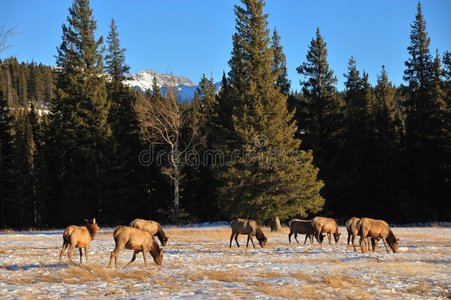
[0, 23, 17, 54]
[135, 86, 204, 214]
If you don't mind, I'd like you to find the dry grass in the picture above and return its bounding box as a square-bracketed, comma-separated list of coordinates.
[323, 274, 346, 288]
[186, 269, 247, 283]
[35, 264, 159, 285]
[289, 271, 315, 283]
[255, 269, 281, 278]
[406, 283, 431, 295]
[254, 282, 315, 299]
[0, 226, 450, 299]
[165, 227, 231, 241]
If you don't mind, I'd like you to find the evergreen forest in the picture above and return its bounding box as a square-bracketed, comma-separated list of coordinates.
[0, 0, 449, 228]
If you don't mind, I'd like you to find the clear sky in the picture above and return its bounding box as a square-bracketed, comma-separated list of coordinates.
[1, 0, 450, 91]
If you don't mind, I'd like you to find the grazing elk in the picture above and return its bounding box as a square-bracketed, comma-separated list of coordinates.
[346, 217, 379, 252]
[311, 217, 341, 244]
[288, 219, 324, 244]
[129, 218, 169, 246]
[358, 217, 399, 253]
[230, 218, 267, 248]
[108, 226, 163, 268]
[59, 218, 100, 265]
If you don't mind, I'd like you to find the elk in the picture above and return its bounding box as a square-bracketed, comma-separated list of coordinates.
[59, 218, 100, 265]
[311, 216, 341, 244]
[230, 218, 267, 248]
[108, 226, 163, 268]
[129, 218, 169, 246]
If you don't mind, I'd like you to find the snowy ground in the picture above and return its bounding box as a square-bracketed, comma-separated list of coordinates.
[0, 225, 450, 299]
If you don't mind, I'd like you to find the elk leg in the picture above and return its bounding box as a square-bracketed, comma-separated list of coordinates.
[125, 251, 138, 268]
[347, 231, 351, 245]
[381, 237, 390, 253]
[248, 234, 255, 248]
[351, 234, 356, 251]
[359, 232, 367, 253]
[143, 249, 148, 267]
[304, 234, 308, 244]
[328, 232, 332, 244]
[235, 234, 240, 247]
[288, 232, 292, 243]
[229, 232, 234, 248]
[59, 242, 68, 262]
[84, 248, 88, 265]
[67, 244, 76, 264]
[78, 248, 83, 265]
[371, 238, 377, 252]
[246, 234, 250, 247]
[314, 231, 319, 243]
[294, 233, 300, 244]
[108, 246, 121, 269]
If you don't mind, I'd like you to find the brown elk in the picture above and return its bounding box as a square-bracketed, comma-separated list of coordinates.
[311, 216, 341, 244]
[59, 218, 100, 265]
[129, 218, 169, 246]
[229, 218, 267, 248]
[358, 217, 399, 253]
[288, 219, 324, 244]
[346, 217, 379, 252]
[108, 226, 163, 268]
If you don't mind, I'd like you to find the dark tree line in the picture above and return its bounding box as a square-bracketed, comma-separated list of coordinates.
[292, 2, 449, 222]
[0, 0, 449, 229]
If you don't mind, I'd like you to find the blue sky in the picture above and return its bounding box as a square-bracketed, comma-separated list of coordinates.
[1, 0, 450, 91]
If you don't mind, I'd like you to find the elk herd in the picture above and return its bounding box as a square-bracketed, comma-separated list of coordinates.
[58, 216, 399, 268]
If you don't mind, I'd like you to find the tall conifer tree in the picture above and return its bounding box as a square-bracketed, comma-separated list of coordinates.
[342, 58, 374, 216]
[219, 0, 324, 223]
[402, 2, 450, 219]
[0, 91, 15, 227]
[296, 28, 345, 214]
[104, 18, 145, 222]
[271, 28, 290, 95]
[48, 0, 110, 225]
[183, 74, 219, 220]
[371, 66, 404, 218]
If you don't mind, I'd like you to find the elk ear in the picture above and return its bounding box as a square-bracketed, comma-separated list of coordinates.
[92, 218, 96, 224]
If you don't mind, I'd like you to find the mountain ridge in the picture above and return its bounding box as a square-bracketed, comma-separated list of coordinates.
[123, 70, 220, 102]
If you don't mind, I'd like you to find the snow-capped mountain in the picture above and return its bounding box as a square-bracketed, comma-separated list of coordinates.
[123, 70, 220, 102]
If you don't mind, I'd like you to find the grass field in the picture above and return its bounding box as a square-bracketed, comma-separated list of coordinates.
[0, 225, 450, 299]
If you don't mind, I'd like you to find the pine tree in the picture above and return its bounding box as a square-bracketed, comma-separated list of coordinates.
[105, 19, 130, 82]
[341, 57, 375, 216]
[211, 72, 234, 151]
[372, 66, 404, 218]
[0, 91, 15, 227]
[11, 108, 35, 227]
[271, 28, 290, 95]
[183, 74, 219, 220]
[296, 28, 345, 214]
[443, 50, 451, 108]
[402, 2, 450, 220]
[151, 76, 162, 102]
[48, 0, 110, 225]
[104, 18, 146, 223]
[219, 0, 324, 224]
[28, 102, 45, 226]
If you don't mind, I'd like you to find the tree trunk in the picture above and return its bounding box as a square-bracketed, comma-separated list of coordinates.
[173, 176, 179, 209]
[271, 216, 282, 232]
